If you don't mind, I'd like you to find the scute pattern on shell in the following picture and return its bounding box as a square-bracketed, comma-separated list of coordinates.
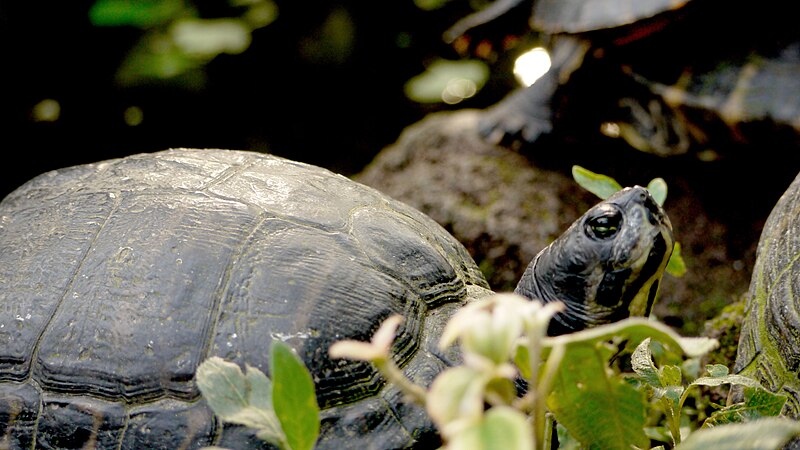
[0, 148, 491, 449]
[734, 170, 800, 416]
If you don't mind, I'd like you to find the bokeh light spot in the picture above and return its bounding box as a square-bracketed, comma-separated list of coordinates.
[442, 78, 477, 104]
[32, 99, 61, 122]
[124, 106, 144, 126]
[513, 47, 551, 87]
[404, 58, 488, 104]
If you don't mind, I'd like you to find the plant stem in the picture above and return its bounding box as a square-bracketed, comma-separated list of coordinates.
[543, 412, 555, 450]
[375, 357, 428, 406]
[534, 344, 565, 450]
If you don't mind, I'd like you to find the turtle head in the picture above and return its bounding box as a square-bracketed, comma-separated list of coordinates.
[515, 186, 674, 336]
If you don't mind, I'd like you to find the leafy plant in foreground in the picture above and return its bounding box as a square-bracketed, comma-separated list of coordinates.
[631, 338, 788, 447]
[196, 341, 320, 450]
[195, 297, 799, 450]
[331, 294, 800, 450]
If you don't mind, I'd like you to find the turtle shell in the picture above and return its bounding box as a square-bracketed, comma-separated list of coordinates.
[733, 170, 800, 416]
[0, 149, 491, 449]
[614, 42, 800, 157]
[530, 0, 692, 34]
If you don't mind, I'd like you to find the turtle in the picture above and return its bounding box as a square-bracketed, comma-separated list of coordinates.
[733, 170, 800, 419]
[443, 0, 800, 158]
[0, 148, 674, 449]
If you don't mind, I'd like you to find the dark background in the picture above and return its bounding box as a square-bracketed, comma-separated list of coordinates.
[2, 0, 798, 228]
[1, 0, 510, 198]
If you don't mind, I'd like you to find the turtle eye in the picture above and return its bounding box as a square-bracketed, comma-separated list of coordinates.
[586, 208, 622, 239]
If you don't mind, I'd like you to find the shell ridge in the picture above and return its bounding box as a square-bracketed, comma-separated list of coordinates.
[197, 212, 270, 375]
[195, 155, 257, 193]
[29, 194, 122, 386]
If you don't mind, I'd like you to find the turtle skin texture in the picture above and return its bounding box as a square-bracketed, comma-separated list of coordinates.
[734, 171, 800, 418]
[0, 148, 492, 449]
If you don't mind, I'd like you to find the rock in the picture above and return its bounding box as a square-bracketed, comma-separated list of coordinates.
[355, 110, 597, 292]
[356, 109, 757, 335]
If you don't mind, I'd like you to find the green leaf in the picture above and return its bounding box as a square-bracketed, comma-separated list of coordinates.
[706, 364, 729, 378]
[115, 32, 206, 87]
[677, 418, 800, 450]
[514, 343, 532, 379]
[196, 357, 286, 447]
[556, 422, 584, 450]
[171, 18, 252, 57]
[744, 386, 786, 417]
[571, 165, 623, 200]
[543, 317, 718, 360]
[548, 343, 649, 449]
[271, 341, 320, 450]
[404, 59, 489, 104]
[89, 0, 185, 27]
[196, 357, 265, 419]
[667, 241, 687, 278]
[684, 366, 768, 408]
[413, 0, 452, 11]
[690, 374, 763, 389]
[659, 364, 683, 387]
[631, 338, 661, 388]
[427, 366, 488, 432]
[647, 178, 668, 206]
[448, 406, 534, 450]
[246, 364, 274, 412]
[703, 386, 787, 427]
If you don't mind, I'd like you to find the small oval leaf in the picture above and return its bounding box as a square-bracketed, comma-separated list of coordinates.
[271, 341, 320, 450]
[196, 357, 251, 419]
[647, 177, 668, 206]
[197, 357, 286, 446]
[449, 406, 534, 450]
[667, 242, 687, 278]
[571, 165, 623, 200]
[631, 338, 661, 387]
[427, 366, 488, 434]
[677, 417, 800, 450]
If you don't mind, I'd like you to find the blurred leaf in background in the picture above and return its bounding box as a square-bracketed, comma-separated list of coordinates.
[404, 58, 488, 104]
[89, 0, 278, 88]
[412, 0, 456, 11]
[89, 0, 185, 27]
[297, 6, 354, 65]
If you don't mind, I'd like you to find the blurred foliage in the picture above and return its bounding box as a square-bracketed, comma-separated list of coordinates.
[89, 0, 277, 88]
[88, 0, 488, 102]
[89, 0, 184, 27]
[412, 0, 455, 11]
[297, 6, 354, 65]
[404, 58, 489, 104]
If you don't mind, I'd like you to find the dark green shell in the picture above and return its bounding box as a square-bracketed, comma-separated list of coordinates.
[0, 149, 491, 449]
[734, 170, 800, 416]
